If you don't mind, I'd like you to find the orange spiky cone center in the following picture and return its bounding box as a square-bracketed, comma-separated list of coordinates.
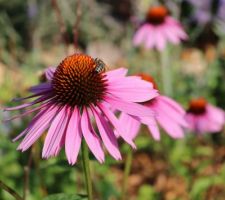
[52, 54, 107, 107]
[187, 98, 207, 115]
[146, 6, 168, 24]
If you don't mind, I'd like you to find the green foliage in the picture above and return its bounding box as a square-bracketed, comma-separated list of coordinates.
[43, 194, 87, 200]
[137, 185, 159, 200]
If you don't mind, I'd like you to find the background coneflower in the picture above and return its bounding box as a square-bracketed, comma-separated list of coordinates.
[119, 73, 188, 140]
[133, 5, 188, 51]
[185, 97, 225, 134]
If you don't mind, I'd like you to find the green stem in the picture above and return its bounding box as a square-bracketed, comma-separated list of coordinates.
[159, 48, 173, 96]
[0, 180, 23, 200]
[120, 148, 133, 200]
[81, 141, 93, 200]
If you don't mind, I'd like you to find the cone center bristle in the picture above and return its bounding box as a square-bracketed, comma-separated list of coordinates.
[188, 98, 207, 115]
[52, 54, 107, 107]
[146, 6, 168, 25]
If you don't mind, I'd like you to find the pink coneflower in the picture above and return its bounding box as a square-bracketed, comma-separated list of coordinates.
[120, 73, 187, 140]
[4, 54, 158, 165]
[133, 6, 188, 51]
[185, 98, 225, 133]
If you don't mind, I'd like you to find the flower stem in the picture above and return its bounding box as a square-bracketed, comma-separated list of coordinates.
[159, 48, 173, 96]
[0, 180, 23, 200]
[81, 140, 93, 200]
[120, 148, 133, 200]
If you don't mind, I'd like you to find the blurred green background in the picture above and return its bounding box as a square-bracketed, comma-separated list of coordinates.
[0, 0, 225, 199]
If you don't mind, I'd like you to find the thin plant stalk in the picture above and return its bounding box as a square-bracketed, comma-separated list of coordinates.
[159, 48, 173, 96]
[120, 148, 133, 200]
[0, 180, 23, 200]
[81, 140, 93, 200]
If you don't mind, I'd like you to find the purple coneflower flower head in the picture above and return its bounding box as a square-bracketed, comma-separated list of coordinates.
[185, 97, 225, 134]
[4, 54, 158, 164]
[119, 73, 188, 141]
[133, 6, 188, 51]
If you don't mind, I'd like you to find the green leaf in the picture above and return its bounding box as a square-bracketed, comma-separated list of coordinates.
[43, 194, 88, 200]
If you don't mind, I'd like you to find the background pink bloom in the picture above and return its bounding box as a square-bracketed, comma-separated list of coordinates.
[133, 6, 188, 51]
[4, 54, 158, 165]
[185, 98, 225, 134]
[120, 74, 187, 141]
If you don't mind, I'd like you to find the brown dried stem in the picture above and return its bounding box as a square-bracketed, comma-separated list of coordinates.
[0, 180, 23, 200]
[73, 0, 82, 51]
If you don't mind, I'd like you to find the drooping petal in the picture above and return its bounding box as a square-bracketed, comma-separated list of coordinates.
[65, 107, 82, 165]
[98, 103, 136, 148]
[159, 96, 185, 114]
[207, 105, 225, 126]
[45, 67, 56, 81]
[157, 113, 184, 138]
[147, 119, 161, 140]
[29, 82, 52, 93]
[146, 25, 156, 49]
[153, 97, 188, 127]
[91, 106, 121, 160]
[18, 105, 59, 151]
[4, 94, 52, 111]
[81, 108, 105, 163]
[105, 95, 155, 117]
[108, 88, 158, 103]
[133, 24, 150, 46]
[163, 24, 181, 44]
[154, 26, 167, 51]
[119, 113, 141, 140]
[42, 106, 69, 158]
[140, 115, 161, 140]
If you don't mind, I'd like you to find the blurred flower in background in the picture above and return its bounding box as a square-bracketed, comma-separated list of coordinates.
[182, 0, 225, 48]
[185, 97, 225, 134]
[185, 0, 225, 25]
[133, 5, 188, 51]
[4, 53, 158, 165]
[120, 73, 187, 141]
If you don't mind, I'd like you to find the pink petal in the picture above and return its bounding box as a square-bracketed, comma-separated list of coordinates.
[18, 105, 58, 151]
[81, 108, 105, 163]
[98, 103, 136, 148]
[119, 113, 141, 140]
[108, 88, 158, 103]
[105, 68, 128, 81]
[135, 114, 161, 140]
[133, 24, 150, 46]
[29, 82, 52, 93]
[154, 26, 167, 51]
[45, 67, 56, 81]
[207, 105, 225, 126]
[157, 113, 184, 138]
[91, 106, 121, 160]
[105, 95, 155, 117]
[65, 107, 82, 165]
[162, 24, 181, 44]
[42, 106, 69, 158]
[159, 96, 185, 114]
[145, 25, 156, 49]
[154, 97, 188, 127]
